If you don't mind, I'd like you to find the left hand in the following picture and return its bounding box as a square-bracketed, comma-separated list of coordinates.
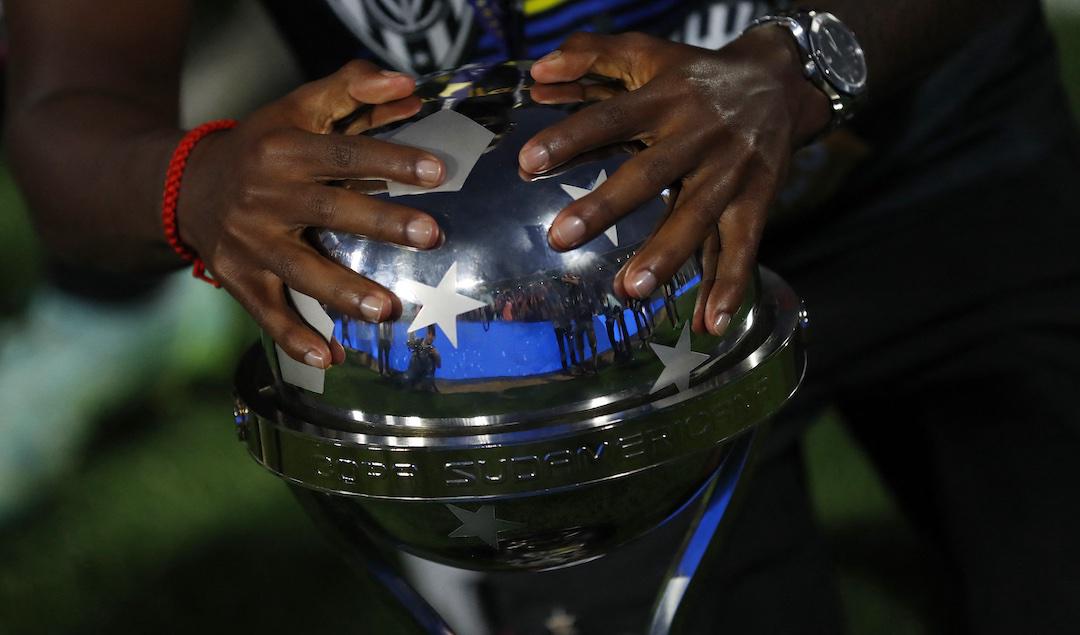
[519, 29, 831, 335]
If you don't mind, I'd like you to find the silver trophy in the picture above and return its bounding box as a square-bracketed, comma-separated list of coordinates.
[232, 61, 806, 634]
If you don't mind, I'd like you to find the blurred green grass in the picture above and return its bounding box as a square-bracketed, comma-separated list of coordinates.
[0, 6, 1077, 634]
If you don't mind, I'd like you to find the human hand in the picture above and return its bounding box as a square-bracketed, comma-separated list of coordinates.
[177, 61, 445, 368]
[520, 29, 830, 335]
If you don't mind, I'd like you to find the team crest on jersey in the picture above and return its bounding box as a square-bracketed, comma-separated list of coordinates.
[325, 0, 475, 74]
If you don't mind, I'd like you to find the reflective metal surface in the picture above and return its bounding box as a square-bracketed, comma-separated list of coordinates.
[238, 264, 801, 502]
[232, 61, 807, 629]
[236, 262, 802, 569]
[263, 60, 760, 429]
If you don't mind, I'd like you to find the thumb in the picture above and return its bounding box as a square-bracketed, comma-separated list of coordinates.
[531, 32, 649, 87]
[283, 60, 417, 133]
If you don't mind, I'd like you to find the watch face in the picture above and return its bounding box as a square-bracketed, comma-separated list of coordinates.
[809, 13, 868, 96]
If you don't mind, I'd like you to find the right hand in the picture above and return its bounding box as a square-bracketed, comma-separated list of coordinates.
[177, 60, 445, 369]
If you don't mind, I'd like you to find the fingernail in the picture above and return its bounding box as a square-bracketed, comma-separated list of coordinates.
[535, 49, 562, 65]
[380, 69, 406, 77]
[416, 158, 443, 185]
[519, 144, 549, 172]
[360, 294, 389, 321]
[628, 270, 657, 298]
[551, 215, 586, 247]
[712, 312, 732, 336]
[304, 350, 328, 369]
[406, 217, 437, 247]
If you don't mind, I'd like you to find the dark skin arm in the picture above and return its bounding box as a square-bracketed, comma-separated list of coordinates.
[5, 0, 445, 369]
[520, 1, 1013, 335]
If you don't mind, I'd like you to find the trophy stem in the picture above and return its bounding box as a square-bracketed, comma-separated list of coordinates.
[292, 488, 456, 635]
[647, 430, 756, 635]
[363, 551, 457, 635]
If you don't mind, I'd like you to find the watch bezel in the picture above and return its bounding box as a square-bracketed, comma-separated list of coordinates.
[807, 12, 868, 97]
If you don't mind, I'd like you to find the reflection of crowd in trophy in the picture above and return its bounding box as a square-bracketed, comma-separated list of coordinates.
[341, 316, 442, 391]
[340, 266, 690, 382]
[403, 325, 441, 392]
[376, 320, 393, 377]
[490, 268, 690, 375]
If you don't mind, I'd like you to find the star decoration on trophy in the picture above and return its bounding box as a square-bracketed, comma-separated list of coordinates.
[560, 170, 618, 246]
[404, 262, 485, 347]
[649, 323, 710, 394]
[446, 504, 525, 549]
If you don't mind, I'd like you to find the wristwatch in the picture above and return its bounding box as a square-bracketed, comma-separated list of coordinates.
[746, 9, 869, 131]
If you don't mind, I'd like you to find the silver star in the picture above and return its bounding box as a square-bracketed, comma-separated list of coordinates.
[446, 504, 524, 549]
[544, 607, 579, 635]
[560, 170, 618, 246]
[649, 323, 709, 393]
[404, 262, 485, 348]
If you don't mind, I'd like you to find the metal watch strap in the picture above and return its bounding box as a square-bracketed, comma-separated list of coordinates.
[745, 9, 860, 132]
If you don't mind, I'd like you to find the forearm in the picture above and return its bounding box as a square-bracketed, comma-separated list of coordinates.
[800, 0, 1014, 98]
[6, 95, 185, 273]
[4, 0, 193, 274]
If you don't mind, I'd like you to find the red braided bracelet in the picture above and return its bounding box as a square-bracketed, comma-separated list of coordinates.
[161, 119, 237, 287]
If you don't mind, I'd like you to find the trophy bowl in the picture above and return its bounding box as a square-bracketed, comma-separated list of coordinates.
[232, 61, 806, 573]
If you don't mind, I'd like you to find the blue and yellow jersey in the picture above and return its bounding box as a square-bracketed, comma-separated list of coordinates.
[261, 0, 770, 77]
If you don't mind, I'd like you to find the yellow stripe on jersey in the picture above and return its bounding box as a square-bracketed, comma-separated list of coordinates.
[523, 0, 572, 16]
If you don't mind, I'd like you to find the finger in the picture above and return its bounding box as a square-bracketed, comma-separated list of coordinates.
[221, 269, 334, 368]
[519, 89, 649, 173]
[286, 60, 418, 132]
[612, 178, 677, 296]
[703, 195, 767, 336]
[339, 95, 424, 135]
[692, 227, 720, 334]
[530, 81, 622, 105]
[262, 242, 402, 323]
[287, 183, 440, 249]
[531, 33, 638, 85]
[331, 338, 347, 365]
[282, 130, 445, 186]
[547, 141, 691, 250]
[617, 164, 745, 301]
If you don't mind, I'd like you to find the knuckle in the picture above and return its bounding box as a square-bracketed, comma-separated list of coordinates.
[368, 205, 396, 238]
[250, 129, 287, 166]
[274, 254, 302, 286]
[235, 183, 263, 211]
[597, 100, 627, 131]
[328, 138, 356, 170]
[305, 190, 338, 227]
[653, 244, 684, 274]
[229, 282, 272, 327]
[741, 129, 763, 156]
[330, 283, 364, 309]
[581, 193, 615, 223]
[639, 155, 674, 189]
[252, 302, 281, 335]
[687, 203, 716, 227]
[383, 148, 418, 180]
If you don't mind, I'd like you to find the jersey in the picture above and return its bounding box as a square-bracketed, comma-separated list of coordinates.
[259, 0, 769, 77]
